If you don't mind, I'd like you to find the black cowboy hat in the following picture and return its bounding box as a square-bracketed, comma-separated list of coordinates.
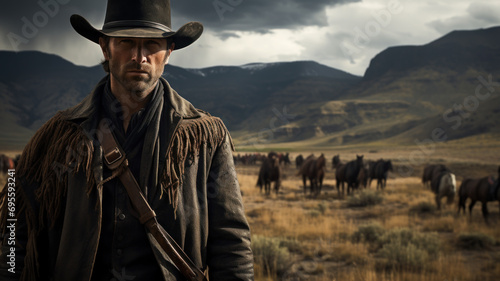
[70, 0, 203, 50]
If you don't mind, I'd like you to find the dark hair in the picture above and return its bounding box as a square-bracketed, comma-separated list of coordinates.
[100, 36, 174, 73]
[100, 36, 111, 73]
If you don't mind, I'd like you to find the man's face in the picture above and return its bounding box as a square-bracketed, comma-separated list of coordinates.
[101, 37, 172, 96]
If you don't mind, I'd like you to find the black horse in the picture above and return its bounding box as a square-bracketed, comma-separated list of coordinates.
[344, 155, 364, 195]
[295, 154, 304, 169]
[256, 152, 281, 195]
[422, 164, 449, 189]
[279, 153, 291, 167]
[369, 159, 393, 190]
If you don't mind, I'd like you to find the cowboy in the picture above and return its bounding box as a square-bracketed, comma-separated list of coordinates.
[0, 0, 254, 280]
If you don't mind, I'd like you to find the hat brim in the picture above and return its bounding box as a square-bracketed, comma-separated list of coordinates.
[70, 14, 203, 50]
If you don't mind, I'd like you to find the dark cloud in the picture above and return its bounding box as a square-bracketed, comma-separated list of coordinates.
[1, 0, 358, 51]
[217, 32, 241, 40]
[0, 0, 105, 51]
[467, 2, 500, 24]
[171, 0, 359, 32]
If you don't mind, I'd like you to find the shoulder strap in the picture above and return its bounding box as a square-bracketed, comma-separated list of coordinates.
[97, 120, 208, 281]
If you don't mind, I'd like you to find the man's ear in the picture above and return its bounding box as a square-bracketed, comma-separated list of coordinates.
[164, 42, 175, 65]
[99, 37, 110, 60]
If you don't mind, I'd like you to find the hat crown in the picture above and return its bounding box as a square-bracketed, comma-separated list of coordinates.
[70, 0, 203, 50]
[104, 0, 171, 29]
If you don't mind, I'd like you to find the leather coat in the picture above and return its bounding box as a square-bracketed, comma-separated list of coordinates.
[0, 77, 254, 280]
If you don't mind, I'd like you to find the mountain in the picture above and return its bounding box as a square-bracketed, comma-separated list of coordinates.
[239, 26, 500, 148]
[0, 51, 105, 149]
[1, 26, 500, 151]
[165, 61, 360, 130]
[0, 52, 360, 150]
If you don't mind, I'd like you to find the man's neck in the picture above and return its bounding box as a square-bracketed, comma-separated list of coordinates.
[110, 81, 158, 132]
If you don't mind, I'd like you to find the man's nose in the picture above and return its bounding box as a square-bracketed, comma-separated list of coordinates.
[132, 45, 147, 63]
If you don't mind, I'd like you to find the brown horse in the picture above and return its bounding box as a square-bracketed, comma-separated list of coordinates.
[457, 167, 500, 223]
[257, 152, 281, 195]
[357, 165, 369, 189]
[297, 154, 326, 196]
[333, 155, 346, 196]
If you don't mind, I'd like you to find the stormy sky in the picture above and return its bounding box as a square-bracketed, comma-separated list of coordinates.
[1, 0, 500, 76]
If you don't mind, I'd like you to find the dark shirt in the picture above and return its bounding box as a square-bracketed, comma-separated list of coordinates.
[91, 81, 164, 281]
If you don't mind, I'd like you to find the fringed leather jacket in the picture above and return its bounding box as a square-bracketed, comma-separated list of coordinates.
[0, 77, 254, 280]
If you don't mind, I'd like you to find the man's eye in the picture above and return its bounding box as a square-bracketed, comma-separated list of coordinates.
[147, 40, 161, 46]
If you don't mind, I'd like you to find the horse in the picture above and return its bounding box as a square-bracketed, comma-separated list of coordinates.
[335, 163, 347, 196]
[279, 153, 291, 167]
[431, 171, 456, 210]
[344, 155, 364, 195]
[422, 164, 448, 188]
[357, 165, 369, 189]
[457, 166, 500, 223]
[369, 159, 393, 190]
[332, 155, 340, 170]
[297, 154, 326, 196]
[295, 154, 304, 169]
[332, 155, 346, 195]
[256, 152, 281, 195]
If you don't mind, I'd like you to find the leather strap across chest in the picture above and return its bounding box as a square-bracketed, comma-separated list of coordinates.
[97, 119, 207, 281]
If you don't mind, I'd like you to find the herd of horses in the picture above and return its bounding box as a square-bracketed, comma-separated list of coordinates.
[2, 150, 499, 222]
[250, 152, 500, 223]
[254, 152, 393, 197]
[422, 163, 500, 223]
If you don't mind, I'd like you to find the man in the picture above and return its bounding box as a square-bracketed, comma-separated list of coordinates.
[0, 0, 254, 280]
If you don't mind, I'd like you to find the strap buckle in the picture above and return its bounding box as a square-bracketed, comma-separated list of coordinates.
[104, 147, 123, 166]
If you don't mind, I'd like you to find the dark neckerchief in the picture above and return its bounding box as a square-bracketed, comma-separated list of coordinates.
[102, 81, 162, 152]
[101, 79, 164, 195]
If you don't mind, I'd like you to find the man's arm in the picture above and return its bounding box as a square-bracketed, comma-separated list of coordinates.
[206, 135, 254, 280]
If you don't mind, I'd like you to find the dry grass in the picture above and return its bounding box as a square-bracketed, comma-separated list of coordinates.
[2, 145, 499, 280]
[238, 157, 500, 281]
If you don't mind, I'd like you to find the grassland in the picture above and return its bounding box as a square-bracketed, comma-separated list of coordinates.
[237, 141, 500, 281]
[1, 142, 500, 280]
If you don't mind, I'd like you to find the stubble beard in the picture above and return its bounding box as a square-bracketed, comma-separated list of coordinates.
[112, 63, 159, 98]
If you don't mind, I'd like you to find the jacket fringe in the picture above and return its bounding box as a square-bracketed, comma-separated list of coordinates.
[17, 113, 95, 228]
[0, 112, 94, 280]
[0, 111, 232, 278]
[161, 115, 232, 214]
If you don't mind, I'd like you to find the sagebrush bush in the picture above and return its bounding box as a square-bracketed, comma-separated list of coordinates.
[252, 235, 292, 277]
[377, 242, 429, 271]
[457, 232, 495, 250]
[278, 238, 302, 254]
[352, 223, 386, 244]
[375, 228, 440, 272]
[347, 190, 383, 207]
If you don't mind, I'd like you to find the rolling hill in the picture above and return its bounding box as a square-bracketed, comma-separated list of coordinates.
[234, 26, 500, 149]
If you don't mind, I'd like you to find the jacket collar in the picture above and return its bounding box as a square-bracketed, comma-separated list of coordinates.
[62, 76, 201, 125]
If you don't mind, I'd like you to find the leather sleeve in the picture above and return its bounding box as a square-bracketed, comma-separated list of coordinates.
[206, 135, 254, 280]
